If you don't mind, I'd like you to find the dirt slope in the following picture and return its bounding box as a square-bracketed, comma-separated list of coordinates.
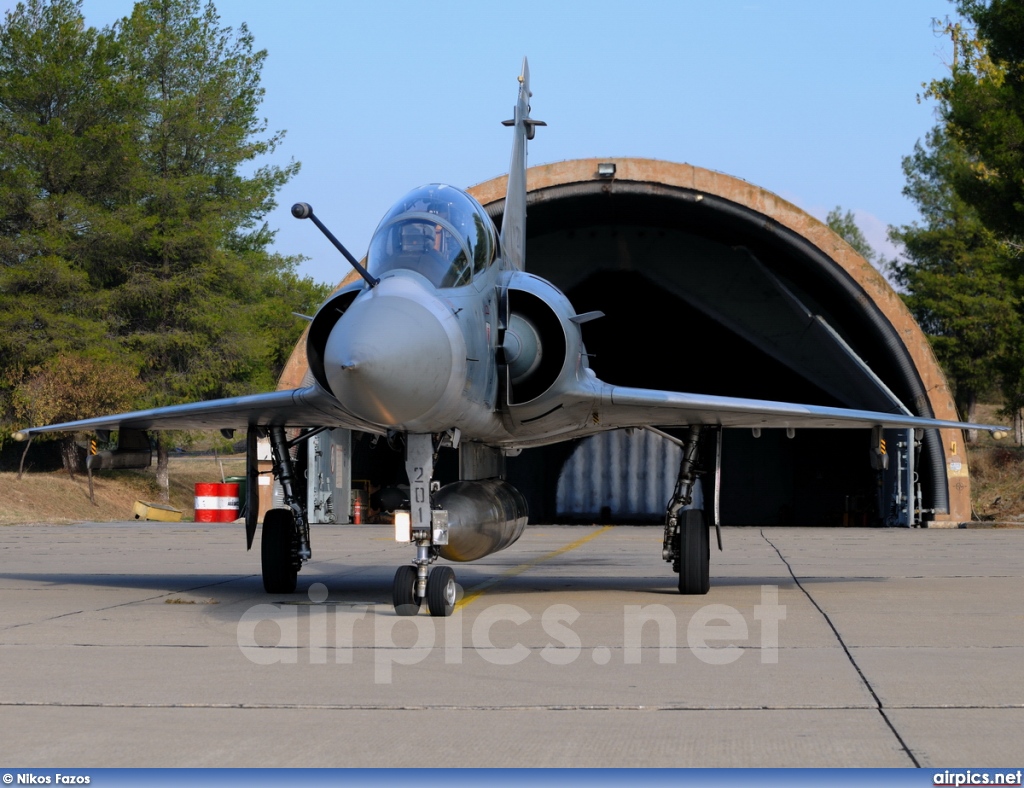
[0, 458, 245, 525]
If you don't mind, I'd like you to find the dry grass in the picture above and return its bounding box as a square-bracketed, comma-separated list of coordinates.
[967, 445, 1024, 521]
[0, 457, 246, 525]
[962, 403, 1024, 521]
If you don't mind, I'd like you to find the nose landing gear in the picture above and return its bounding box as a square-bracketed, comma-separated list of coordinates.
[391, 432, 458, 617]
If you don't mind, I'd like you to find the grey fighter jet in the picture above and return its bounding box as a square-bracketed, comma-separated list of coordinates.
[14, 59, 1006, 616]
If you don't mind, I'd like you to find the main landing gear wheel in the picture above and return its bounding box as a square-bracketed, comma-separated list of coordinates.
[393, 565, 421, 616]
[426, 565, 457, 617]
[261, 508, 298, 594]
[677, 508, 710, 595]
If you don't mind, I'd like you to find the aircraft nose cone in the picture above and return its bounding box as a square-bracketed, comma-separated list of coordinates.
[323, 293, 456, 427]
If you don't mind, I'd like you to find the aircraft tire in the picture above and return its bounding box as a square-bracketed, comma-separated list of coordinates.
[393, 565, 421, 616]
[678, 508, 710, 595]
[426, 565, 457, 617]
[261, 508, 298, 594]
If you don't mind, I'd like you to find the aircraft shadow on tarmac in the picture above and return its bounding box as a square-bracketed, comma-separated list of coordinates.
[0, 566, 886, 619]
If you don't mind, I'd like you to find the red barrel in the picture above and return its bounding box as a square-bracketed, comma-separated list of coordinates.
[217, 482, 240, 522]
[194, 482, 219, 522]
[194, 483, 239, 522]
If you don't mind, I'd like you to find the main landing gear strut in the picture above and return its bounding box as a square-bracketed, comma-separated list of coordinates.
[260, 426, 320, 594]
[662, 425, 710, 595]
[392, 432, 457, 617]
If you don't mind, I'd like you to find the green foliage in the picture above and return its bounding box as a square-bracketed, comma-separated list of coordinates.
[929, 2, 1024, 241]
[10, 351, 146, 474]
[0, 0, 132, 424]
[826, 207, 877, 264]
[101, 0, 322, 407]
[0, 0, 330, 450]
[889, 126, 1021, 422]
[902, 4, 1024, 428]
[12, 353, 145, 426]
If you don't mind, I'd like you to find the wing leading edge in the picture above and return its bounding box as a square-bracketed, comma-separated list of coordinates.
[596, 384, 1006, 435]
[12, 386, 380, 441]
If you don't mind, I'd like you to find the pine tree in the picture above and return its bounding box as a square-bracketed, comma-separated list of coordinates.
[889, 127, 1020, 432]
[826, 207, 877, 265]
[914, 6, 1024, 439]
[933, 2, 1024, 241]
[0, 0, 140, 462]
[1, 0, 329, 485]
[107, 0, 324, 495]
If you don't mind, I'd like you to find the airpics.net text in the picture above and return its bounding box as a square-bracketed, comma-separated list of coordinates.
[236, 584, 787, 683]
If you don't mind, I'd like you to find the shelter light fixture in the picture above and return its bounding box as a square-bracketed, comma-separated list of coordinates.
[597, 162, 616, 178]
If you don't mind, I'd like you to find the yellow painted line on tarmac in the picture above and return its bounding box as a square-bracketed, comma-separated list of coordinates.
[456, 525, 614, 611]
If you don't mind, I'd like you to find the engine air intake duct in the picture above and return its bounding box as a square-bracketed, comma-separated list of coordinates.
[506, 289, 566, 404]
[306, 288, 360, 394]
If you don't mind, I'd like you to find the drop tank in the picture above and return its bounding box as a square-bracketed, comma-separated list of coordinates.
[434, 479, 528, 562]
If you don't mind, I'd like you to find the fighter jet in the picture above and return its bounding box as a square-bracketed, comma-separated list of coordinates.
[13, 59, 1005, 616]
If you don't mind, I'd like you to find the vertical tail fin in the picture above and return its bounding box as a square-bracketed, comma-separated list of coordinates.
[500, 57, 545, 272]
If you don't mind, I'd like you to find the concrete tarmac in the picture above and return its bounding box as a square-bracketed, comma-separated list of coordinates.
[1, 522, 1022, 767]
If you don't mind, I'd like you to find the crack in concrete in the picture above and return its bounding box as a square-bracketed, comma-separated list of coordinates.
[760, 529, 922, 767]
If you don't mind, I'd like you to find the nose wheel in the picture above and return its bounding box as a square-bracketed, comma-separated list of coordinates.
[392, 563, 457, 617]
[426, 565, 456, 617]
[392, 565, 420, 615]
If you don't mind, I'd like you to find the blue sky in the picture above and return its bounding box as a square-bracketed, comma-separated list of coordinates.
[6, 0, 961, 285]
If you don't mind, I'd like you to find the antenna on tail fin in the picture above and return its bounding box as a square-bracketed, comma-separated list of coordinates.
[500, 57, 545, 272]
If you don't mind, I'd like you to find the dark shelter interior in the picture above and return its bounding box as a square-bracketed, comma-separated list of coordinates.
[490, 181, 945, 526]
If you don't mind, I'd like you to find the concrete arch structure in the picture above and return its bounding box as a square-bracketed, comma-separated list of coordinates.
[280, 158, 970, 525]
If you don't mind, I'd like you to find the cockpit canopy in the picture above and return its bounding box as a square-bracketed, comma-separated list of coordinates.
[366, 184, 499, 288]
